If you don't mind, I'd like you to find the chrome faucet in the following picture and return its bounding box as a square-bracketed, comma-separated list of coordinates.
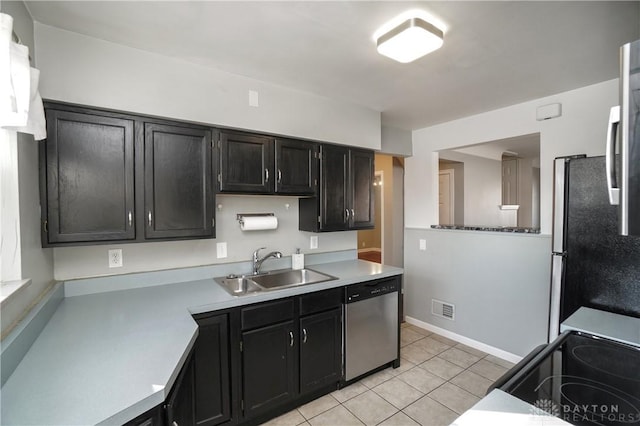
[252, 247, 282, 275]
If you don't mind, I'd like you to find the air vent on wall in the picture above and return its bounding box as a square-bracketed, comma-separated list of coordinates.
[432, 299, 455, 320]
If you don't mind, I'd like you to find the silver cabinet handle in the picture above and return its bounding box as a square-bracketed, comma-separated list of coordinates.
[172, 422, 178, 426]
[606, 105, 621, 205]
[345, 209, 350, 222]
[289, 331, 294, 347]
[278, 169, 282, 183]
[302, 328, 308, 343]
[128, 211, 133, 227]
[148, 211, 152, 227]
[351, 208, 355, 218]
[265, 168, 269, 183]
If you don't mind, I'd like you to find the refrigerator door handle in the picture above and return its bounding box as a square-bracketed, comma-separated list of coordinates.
[548, 253, 565, 342]
[606, 105, 621, 205]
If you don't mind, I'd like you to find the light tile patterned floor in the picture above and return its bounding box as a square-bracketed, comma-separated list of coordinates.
[262, 323, 515, 426]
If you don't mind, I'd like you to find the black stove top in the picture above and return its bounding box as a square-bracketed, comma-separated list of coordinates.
[500, 331, 640, 425]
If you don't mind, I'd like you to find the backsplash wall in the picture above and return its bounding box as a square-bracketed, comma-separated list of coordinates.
[53, 195, 357, 281]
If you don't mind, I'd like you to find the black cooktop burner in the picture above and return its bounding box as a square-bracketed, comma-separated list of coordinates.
[572, 345, 640, 382]
[559, 377, 640, 425]
[500, 331, 640, 425]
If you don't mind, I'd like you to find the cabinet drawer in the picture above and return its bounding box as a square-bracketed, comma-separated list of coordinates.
[242, 299, 294, 330]
[299, 287, 343, 316]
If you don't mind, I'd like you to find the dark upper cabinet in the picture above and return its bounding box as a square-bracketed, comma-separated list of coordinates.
[299, 145, 374, 232]
[40, 103, 216, 246]
[217, 131, 317, 196]
[349, 148, 375, 229]
[42, 108, 136, 244]
[218, 131, 274, 193]
[144, 123, 214, 239]
[274, 138, 318, 195]
[193, 314, 231, 426]
[299, 307, 342, 395]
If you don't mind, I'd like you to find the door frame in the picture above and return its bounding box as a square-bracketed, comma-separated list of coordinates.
[438, 169, 455, 225]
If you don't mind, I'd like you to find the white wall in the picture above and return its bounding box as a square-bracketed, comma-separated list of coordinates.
[405, 229, 551, 357]
[53, 195, 356, 281]
[381, 125, 412, 157]
[0, 1, 55, 338]
[29, 23, 383, 280]
[404, 79, 618, 356]
[440, 151, 503, 226]
[34, 23, 381, 150]
[407, 79, 619, 234]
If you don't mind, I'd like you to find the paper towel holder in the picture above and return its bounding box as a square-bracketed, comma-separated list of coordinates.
[237, 213, 274, 225]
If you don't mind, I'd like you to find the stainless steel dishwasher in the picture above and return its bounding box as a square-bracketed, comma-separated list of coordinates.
[344, 277, 399, 381]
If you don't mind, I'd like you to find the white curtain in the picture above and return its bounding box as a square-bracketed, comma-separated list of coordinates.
[0, 13, 46, 141]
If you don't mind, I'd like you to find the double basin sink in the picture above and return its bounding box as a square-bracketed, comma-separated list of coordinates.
[215, 268, 337, 296]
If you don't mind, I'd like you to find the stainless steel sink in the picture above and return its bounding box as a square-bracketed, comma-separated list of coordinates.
[214, 276, 263, 296]
[214, 268, 336, 296]
[250, 268, 336, 290]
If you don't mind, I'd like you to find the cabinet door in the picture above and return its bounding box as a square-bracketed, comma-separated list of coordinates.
[194, 314, 231, 426]
[299, 308, 342, 394]
[320, 145, 349, 231]
[349, 149, 375, 229]
[166, 353, 195, 426]
[242, 321, 296, 418]
[44, 109, 135, 244]
[144, 123, 214, 239]
[275, 139, 317, 195]
[219, 131, 274, 193]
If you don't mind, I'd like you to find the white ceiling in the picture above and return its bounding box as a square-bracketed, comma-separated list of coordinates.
[24, 1, 640, 130]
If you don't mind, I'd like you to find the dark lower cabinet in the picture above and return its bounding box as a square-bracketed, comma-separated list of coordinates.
[241, 320, 297, 417]
[166, 353, 195, 426]
[299, 307, 342, 395]
[194, 314, 232, 426]
[123, 405, 164, 426]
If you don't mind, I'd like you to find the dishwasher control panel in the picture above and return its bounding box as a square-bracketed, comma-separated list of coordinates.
[345, 277, 400, 303]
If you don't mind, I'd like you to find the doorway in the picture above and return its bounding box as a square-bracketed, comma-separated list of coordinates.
[439, 169, 455, 225]
[357, 154, 404, 267]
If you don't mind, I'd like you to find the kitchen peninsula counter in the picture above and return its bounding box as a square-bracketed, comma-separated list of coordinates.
[431, 224, 540, 233]
[1, 258, 403, 425]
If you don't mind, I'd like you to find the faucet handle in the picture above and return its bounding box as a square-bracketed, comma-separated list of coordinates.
[253, 247, 267, 259]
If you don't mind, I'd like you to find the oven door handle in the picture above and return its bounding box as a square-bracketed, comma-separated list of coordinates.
[487, 343, 548, 394]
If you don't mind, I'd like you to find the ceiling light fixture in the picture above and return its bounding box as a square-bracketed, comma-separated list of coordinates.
[375, 11, 445, 63]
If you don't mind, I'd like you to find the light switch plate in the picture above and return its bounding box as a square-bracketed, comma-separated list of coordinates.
[310, 236, 318, 250]
[419, 239, 427, 251]
[216, 242, 227, 259]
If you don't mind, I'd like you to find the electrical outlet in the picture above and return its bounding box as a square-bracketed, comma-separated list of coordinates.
[310, 236, 318, 250]
[419, 239, 427, 251]
[108, 249, 123, 268]
[216, 242, 227, 259]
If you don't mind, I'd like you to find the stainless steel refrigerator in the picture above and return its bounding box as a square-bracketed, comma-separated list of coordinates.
[548, 155, 640, 340]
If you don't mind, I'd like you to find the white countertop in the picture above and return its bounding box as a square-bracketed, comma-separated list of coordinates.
[1, 260, 402, 425]
[560, 307, 640, 347]
[452, 389, 570, 426]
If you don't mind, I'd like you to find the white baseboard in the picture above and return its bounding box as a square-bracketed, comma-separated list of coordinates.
[405, 316, 523, 364]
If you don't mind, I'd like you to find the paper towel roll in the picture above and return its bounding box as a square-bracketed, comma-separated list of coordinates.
[240, 216, 278, 231]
